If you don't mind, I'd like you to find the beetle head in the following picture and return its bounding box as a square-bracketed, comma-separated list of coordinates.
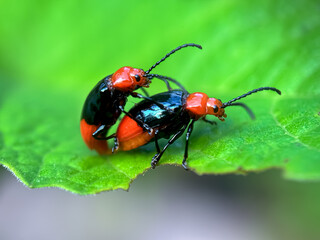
[111, 67, 150, 92]
[185, 92, 226, 121]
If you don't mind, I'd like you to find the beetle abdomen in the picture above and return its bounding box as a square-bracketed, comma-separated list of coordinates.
[80, 119, 111, 155]
[116, 115, 155, 151]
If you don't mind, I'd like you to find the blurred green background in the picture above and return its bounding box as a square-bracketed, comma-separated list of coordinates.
[0, 0, 320, 239]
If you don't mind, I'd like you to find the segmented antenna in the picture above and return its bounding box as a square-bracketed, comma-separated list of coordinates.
[227, 102, 255, 120]
[222, 87, 281, 108]
[145, 43, 202, 74]
[145, 73, 187, 92]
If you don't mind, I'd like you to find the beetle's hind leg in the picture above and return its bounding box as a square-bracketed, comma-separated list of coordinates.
[151, 124, 188, 169]
[93, 126, 119, 153]
[111, 135, 119, 153]
[154, 129, 161, 154]
[92, 125, 114, 140]
[182, 120, 195, 170]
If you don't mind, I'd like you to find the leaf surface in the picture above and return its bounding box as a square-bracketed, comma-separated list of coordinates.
[0, 0, 319, 194]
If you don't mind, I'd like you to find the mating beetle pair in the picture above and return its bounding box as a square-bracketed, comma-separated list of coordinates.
[81, 44, 281, 169]
[80, 43, 201, 155]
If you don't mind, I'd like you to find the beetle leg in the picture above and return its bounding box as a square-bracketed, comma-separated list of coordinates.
[92, 125, 115, 140]
[182, 120, 195, 170]
[129, 92, 174, 113]
[202, 117, 217, 125]
[96, 131, 119, 153]
[151, 124, 188, 169]
[119, 105, 153, 135]
[154, 129, 161, 154]
[112, 136, 119, 153]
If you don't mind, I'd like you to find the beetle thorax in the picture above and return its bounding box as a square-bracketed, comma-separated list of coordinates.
[185, 92, 209, 119]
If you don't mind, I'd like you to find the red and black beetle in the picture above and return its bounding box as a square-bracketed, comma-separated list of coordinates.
[80, 43, 202, 154]
[113, 87, 281, 169]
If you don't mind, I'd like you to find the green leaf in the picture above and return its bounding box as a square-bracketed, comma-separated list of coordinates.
[0, 0, 319, 194]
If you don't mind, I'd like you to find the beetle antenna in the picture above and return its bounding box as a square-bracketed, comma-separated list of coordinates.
[145, 74, 188, 92]
[226, 102, 255, 120]
[222, 87, 281, 108]
[145, 43, 202, 74]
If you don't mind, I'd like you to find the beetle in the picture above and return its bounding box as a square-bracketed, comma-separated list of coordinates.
[113, 87, 281, 169]
[80, 43, 202, 154]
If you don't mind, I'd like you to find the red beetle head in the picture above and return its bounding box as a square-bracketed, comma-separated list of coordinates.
[206, 97, 226, 121]
[111, 66, 150, 92]
[185, 92, 226, 121]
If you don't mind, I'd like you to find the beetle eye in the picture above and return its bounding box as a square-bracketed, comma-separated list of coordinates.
[213, 105, 219, 113]
[134, 74, 141, 82]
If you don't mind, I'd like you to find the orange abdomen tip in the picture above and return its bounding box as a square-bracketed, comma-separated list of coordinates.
[80, 119, 111, 155]
[117, 116, 154, 151]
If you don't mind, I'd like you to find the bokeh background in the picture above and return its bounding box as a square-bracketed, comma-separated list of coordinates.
[1, 0, 320, 239]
